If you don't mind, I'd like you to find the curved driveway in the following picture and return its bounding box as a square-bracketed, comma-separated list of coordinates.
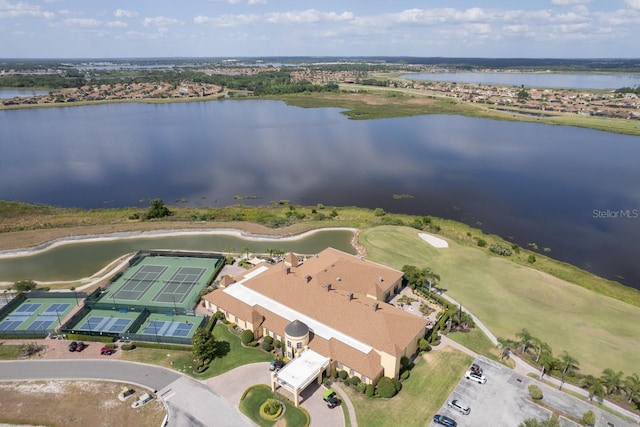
[0, 360, 253, 427]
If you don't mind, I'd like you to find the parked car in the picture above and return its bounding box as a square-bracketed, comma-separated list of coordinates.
[68, 341, 78, 352]
[433, 414, 457, 427]
[470, 363, 483, 375]
[464, 370, 487, 384]
[269, 359, 284, 371]
[101, 346, 115, 356]
[75, 342, 86, 352]
[323, 389, 340, 409]
[447, 399, 471, 415]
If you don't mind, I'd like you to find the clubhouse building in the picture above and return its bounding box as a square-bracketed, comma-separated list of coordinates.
[202, 247, 428, 403]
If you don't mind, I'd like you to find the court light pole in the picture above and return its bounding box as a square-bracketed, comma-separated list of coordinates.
[55, 309, 62, 328]
[172, 296, 177, 316]
[112, 295, 118, 310]
[153, 321, 159, 343]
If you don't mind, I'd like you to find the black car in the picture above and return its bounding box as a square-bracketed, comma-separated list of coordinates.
[433, 414, 457, 427]
[470, 363, 483, 375]
[323, 389, 341, 409]
[68, 341, 78, 352]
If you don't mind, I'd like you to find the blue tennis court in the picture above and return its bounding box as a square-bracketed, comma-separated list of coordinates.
[77, 316, 132, 333]
[43, 303, 70, 314]
[0, 319, 24, 331]
[142, 320, 194, 337]
[14, 303, 42, 314]
[27, 316, 59, 331]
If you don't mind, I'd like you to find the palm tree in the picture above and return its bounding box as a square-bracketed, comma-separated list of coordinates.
[497, 336, 515, 361]
[582, 375, 605, 402]
[242, 245, 251, 259]
[624, 373, 640, 404]
[423, 268, 440, 292]
[515, 328, 534, 355]
[539, 352, 558, 379]
[533, 339, 551, 364]
[600, 368, 624, 396]
[559, 351, 580, 391]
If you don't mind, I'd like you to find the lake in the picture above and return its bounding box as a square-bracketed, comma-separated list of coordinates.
[0, 88, 49, 99]
[0, 100, 638, 288]
[400, 72, 640, 90]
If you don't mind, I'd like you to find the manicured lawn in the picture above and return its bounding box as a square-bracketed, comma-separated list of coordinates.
[448, 329, 502, 362]
[120, 323, 271, 378]
[344, 348, 473, 427]
[208, 323, 272, 376]
[360, 226, 640, 376]
[239, 385, 309, 427]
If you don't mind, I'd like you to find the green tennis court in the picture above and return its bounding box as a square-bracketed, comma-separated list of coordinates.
[101, 255, 222, 312]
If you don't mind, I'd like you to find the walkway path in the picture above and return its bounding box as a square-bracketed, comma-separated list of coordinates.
[332, 382, 359, 427]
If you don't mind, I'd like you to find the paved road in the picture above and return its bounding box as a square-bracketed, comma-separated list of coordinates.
[0, 360, 252, 427]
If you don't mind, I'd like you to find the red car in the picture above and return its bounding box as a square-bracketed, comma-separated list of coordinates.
[100, 346, 114, 355]
[75, 342, 86, 352]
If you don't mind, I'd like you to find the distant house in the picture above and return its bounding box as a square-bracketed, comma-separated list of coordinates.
[202, 248, 427, 404]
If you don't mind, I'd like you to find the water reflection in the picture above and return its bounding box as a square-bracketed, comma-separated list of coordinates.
[0, 101, 638, 287]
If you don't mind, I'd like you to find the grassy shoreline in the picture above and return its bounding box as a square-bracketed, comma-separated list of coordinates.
[2, 88, 639, 136]
[1, 200, 638, 309]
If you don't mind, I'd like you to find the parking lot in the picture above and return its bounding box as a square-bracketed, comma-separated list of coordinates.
[430, 358, 636, 427]
[430, 358, 550, 427]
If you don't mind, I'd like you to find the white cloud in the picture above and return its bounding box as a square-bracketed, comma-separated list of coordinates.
[266, 9, 354, 24]
[194, 13, 260, 27]
[143, 16, 183, 27]
[62, 18, 102, 28]
[551, 0, 593, 5]
[0, 0, 54, 19]
[625, 0, 640, 9]
[114, 8, 137, 18]
[107, 20, 127, 28]
[248, 0, 267, 4]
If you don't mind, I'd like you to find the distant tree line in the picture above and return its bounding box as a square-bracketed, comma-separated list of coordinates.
[614, 85, 640, 95]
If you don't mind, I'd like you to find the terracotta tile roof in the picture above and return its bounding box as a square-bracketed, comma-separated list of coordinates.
[207, 248, 426, 354]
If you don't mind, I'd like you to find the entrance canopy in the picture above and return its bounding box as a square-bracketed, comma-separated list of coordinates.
[274, 349, 330, 393]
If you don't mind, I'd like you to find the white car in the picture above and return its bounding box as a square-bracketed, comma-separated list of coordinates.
[447, 399, 471, 415]
[464, 370, 487, 384]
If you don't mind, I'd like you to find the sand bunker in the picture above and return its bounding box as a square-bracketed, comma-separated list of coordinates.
[418, 233, 449, 248]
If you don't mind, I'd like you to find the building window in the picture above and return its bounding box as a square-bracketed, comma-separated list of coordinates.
[349, 369, 354, 376]
[287, 340, 291, 348]
[265, 329, 270, 337]
[362, 375, 367, 382]
[296, 342, 302, 349]
[337, 363, 343, 370]
[234, 316, 238, 323]
[243, 320, 247, 328]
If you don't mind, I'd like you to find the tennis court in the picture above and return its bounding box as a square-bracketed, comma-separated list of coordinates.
[141, 319, 195, 338]
[101, 255, 221, 312]
[72, 309, 140, 334]
[111, 265, 168, 301]
[0, 299, 76, 333]
[152, 266, 207, 304]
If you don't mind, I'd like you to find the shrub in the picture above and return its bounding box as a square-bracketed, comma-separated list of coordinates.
[392, 378, 402, 392]
[418, 338, 431, 352]
[400, 370, 410, 380]
[259, 399, 283, 420]
[374, 208, 386, 216]
[338, 370, 348, 380]
[322, 378, 331, 387]
[582, 410, 596, 426]
[477, 239, 487, 247]
[400, 356, 410, 370]
[528, 254, 537, 264]
[121, 343, 136, 351]
[376, 377, 397, 398]
[274, 340, 282, 349]
[365, 384, 375, 397]
[262, 336, 274, 351]
[356, 382, 367, 393]
[248, 340, 259, 347]
[241, 329, 254, 345]
[489, 243, 512, 256]
[349, 376, 361, 387]
[528, 384, 543, 400]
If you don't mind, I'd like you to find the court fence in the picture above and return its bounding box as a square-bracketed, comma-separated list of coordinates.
[123, 314, 207, 345]
[0, 329, 49, 339]
[0, 292, 27, 321]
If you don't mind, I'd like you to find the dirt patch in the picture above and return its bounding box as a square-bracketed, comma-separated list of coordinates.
[0, 380, 165, 427]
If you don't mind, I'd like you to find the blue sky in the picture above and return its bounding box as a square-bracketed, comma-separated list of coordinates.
[1, 0, 639, 58]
